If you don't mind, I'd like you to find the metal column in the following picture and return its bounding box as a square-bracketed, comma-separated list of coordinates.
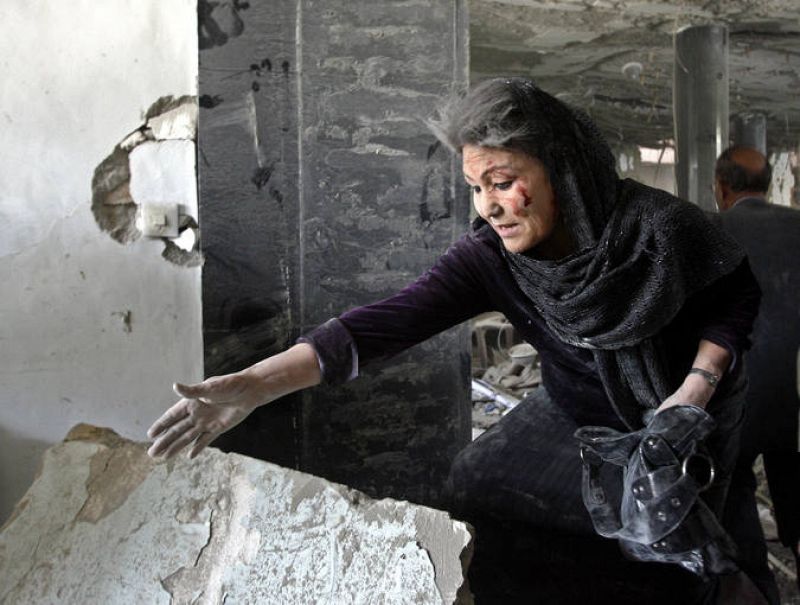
[674, 24, 729, 211]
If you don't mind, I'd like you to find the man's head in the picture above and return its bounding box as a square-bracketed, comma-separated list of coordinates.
[714, 145, 771, 211]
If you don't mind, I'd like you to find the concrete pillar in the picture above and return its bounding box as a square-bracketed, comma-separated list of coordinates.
[674, 24, 729, 211]
[770, 150, 796, 207]
[198, 1, 470, 507]
[731, 112, 767, 155]
[793, 144, 800, 208]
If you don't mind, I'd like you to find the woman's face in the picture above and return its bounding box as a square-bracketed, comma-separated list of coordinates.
[462, 144, 559, 255]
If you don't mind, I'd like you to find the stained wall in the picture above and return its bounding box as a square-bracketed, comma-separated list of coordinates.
[198, 1, 472, 506]
[0, 0, 202, 523]
[2, 0, 474, 524]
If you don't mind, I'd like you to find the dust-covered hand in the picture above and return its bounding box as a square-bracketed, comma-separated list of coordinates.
[146, 343, 322, 459]
[147, 374, 265, 459]
[656, 375, 716, 414]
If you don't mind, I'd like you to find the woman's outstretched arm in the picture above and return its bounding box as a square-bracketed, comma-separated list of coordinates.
[146, 343, 321, 459]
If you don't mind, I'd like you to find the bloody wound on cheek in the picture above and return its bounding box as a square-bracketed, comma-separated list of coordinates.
[513, 182, 532, 216]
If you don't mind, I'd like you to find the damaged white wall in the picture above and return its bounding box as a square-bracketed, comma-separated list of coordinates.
[0, 0, 202, 523]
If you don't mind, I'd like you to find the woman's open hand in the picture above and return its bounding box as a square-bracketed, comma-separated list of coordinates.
[146, 343, 323, 460]
[146, 373, 266, 459]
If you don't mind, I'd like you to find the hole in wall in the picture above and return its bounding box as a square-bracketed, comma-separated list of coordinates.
[90, 95, 203, 267]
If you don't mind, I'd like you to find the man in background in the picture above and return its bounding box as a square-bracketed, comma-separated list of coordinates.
[716, 145, 800, 602]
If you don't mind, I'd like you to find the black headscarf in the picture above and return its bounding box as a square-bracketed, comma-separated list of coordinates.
[497, 79, 744, 428]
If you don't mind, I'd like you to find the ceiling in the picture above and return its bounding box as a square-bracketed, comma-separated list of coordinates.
[470, 0, 800, 151]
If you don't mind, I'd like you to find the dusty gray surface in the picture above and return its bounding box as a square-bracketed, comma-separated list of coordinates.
[0, 425, 472, 604]
[471, 0, 800, 150]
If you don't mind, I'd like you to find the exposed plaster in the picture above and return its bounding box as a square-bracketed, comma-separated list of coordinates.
[148, 104, 199, 141]
[90, 95, 203, 267]
[73, 437, 152, 523]
[90, 147, 138, 244]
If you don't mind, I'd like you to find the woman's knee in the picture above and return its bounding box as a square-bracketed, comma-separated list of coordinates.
[445, 433, 509, 516]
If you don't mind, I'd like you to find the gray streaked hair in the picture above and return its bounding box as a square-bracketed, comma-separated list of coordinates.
[428, 78, 563, 158]
[428, 77, 620, 244]
[428, 78, 535, 152]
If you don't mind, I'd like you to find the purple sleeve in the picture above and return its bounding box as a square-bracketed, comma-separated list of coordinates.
[698, 258, 762, 371]
[296, 318, 359, 385]
[298, 234, 494, 385]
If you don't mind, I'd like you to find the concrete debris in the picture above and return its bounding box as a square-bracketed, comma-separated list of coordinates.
[471, 318, 542, 436]
[471, 379, 520, 413]
[482, 360, 542, 392]
[0, 424, 473, 604]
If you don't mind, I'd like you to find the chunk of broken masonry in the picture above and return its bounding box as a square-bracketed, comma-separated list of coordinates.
[0, 424, 473, 604]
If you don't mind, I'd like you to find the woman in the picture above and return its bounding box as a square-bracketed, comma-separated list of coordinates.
[147, 78, 764, 603]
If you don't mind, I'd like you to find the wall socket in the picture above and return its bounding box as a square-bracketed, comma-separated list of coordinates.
[139, 203, 179, 238]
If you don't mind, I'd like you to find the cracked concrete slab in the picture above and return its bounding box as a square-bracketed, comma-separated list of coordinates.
[0, 424, 473, 604]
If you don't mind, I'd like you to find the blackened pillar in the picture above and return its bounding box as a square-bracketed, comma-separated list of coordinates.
[198, 1, 471, 507]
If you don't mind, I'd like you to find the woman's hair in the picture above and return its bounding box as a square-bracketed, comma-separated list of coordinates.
[428, 77, 619, 245]
[428, 78, 536, 151]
